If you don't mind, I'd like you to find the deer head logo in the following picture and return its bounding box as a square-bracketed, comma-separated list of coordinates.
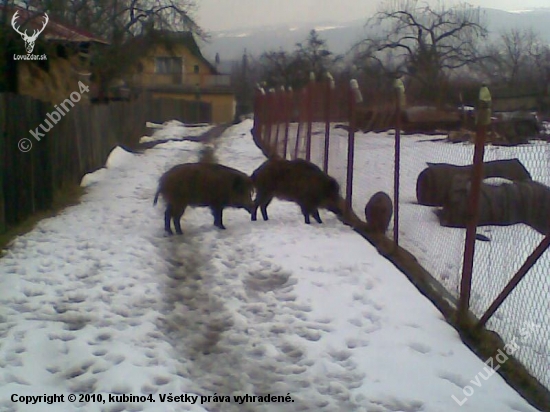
[12, 11, 49, 54]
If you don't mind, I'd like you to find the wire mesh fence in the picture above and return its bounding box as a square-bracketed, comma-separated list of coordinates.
[252, 79, 550, 392]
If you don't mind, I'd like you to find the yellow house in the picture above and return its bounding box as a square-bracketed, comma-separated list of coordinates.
[130, 31, 235, 124]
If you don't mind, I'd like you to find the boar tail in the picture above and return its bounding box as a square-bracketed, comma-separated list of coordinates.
[153, 188, 160, 206]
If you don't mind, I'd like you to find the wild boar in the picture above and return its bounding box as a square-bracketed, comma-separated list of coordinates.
[364, 191, 393, 234]
[154, 163, 254, 235]
[251, 158, 343, 224]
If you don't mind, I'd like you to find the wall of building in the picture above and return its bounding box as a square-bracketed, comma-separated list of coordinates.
[135, 44, 213, 87]
[152, 92, 235, 123]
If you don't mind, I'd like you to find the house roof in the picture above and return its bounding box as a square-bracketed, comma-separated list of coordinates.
[3, 5, 108, 44]
[130, 30, 218, 74]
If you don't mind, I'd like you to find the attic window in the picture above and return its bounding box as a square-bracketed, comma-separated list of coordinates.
[155, 57, 182, 74]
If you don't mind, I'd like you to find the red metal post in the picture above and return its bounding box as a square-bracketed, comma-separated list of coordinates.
[323, 77, 332, 173]
[265, 90, 274, 150]
[458, 125, 486, 319]
[283, 88, 291, 160]
[273, 88, 282, 155]
[345, 80, 363, 214]
[346, 84, 356, 213]
[294, 89, 306, 159]
[252, 89, 262, 140]
[393, 103, 401, 245]
[458, 85, 492, 320]
[260, 89, 268, 148]
[393, 78, 406, 245]
[306, 81, 314, 162]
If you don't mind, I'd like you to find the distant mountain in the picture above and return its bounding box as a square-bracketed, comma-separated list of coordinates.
[199, 8, 550, 66]
[199, 19, 369, 63]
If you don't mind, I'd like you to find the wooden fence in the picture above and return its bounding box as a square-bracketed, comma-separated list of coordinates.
[0, 93, 212, 233]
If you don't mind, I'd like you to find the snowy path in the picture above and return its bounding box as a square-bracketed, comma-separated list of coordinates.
[0, 120, 541, 412]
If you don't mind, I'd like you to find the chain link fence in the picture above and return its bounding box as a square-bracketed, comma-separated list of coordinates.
[252, 80, 550, 392]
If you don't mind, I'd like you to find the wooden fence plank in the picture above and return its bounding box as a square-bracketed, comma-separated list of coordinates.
[0, 92, 210, 234]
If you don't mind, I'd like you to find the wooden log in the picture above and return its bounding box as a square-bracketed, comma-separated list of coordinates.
[416, 158, 532, 206]
[439, 176, 550, 235]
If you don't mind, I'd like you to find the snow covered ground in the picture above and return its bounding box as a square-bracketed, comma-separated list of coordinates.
[281, 122, 550, 390]
[0, 120, 543, 412]
[139, 121, 214, 144]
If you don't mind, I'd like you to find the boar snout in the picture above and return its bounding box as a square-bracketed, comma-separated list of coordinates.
[327, 202, 343, 217]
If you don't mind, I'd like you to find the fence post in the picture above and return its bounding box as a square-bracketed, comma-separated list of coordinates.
[306, 73, 315, 162]
[273, 86, 285, 155]
[458, 85, 491, 321]
[253, 86, 266, 150]
[294, 88, 307, 159]
[323, 73, 334, 173]
[346, 79, 362, 214]
[0, 94, 6, 234]
[265, 89, 274, 152]
[283, 87, 292, 160]
[393, 77, 406, 245]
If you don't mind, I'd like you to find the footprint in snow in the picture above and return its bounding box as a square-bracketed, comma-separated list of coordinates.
[408, 341, 432, 354]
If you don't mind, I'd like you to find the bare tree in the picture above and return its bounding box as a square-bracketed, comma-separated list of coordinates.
[295, 30, 335, 81]
[260, 30, 337, 89]
[478, 29, 550, 92]
[36, 0, 202, 42]
[357, 0, 487, 103]
[487, 29, 541, 86]
[259, 50, 303, 89]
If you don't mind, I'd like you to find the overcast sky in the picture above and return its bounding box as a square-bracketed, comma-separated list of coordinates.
[194, 0, 550, 32]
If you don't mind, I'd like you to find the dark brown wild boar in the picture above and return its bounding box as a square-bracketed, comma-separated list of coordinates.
[251, 158, 343, 224]
[154, 163, 254, 235]
[365, 192, 393, 234]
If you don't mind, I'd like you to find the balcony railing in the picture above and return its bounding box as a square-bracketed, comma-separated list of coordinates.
[133, 73, 232, 89]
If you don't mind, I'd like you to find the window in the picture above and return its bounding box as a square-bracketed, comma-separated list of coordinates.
[155, 57, 182, 74]
[194, 65, 199, 74]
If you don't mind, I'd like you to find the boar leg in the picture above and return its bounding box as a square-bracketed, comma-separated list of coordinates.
[172, 205, 186, 235]
[300, 206, 312, 224]
[252, 193, 272, 221]
[312, 209, 323, 224]
[260, 199, 272, 221]
[164, 206, 174, 235]
[211, 206, 226, 229]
